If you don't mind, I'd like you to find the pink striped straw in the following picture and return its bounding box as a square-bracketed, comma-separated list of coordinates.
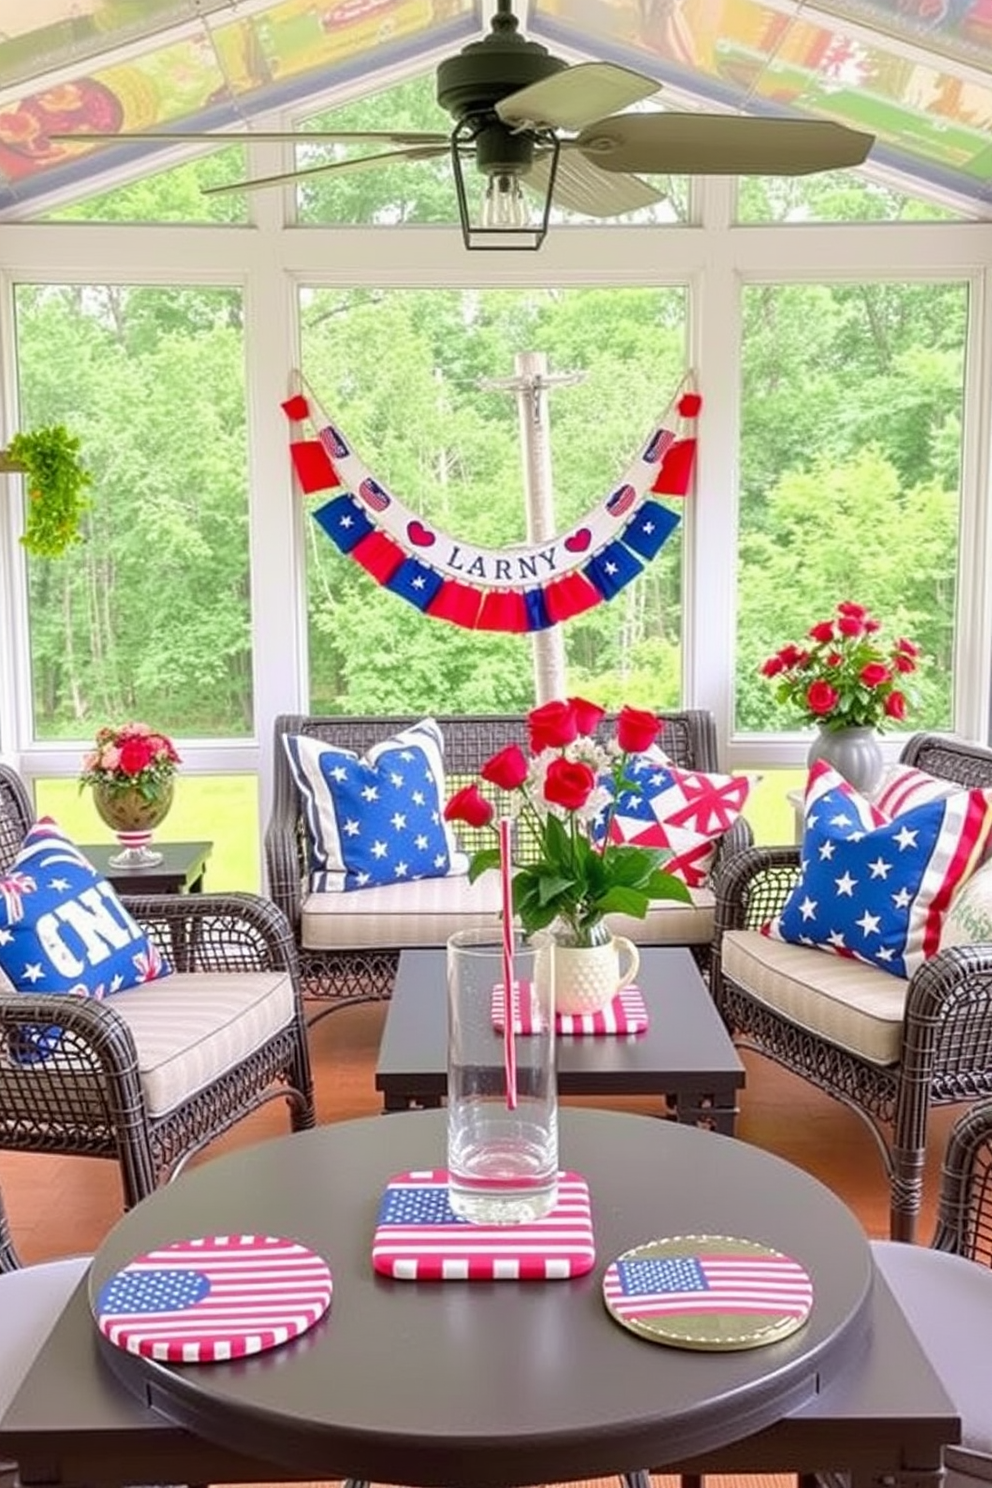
[498, 816, 518, 1111]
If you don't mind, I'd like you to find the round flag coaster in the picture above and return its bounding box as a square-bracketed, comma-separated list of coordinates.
[94, 1234, 333, 1363]
[602, 1235, 813, 1351]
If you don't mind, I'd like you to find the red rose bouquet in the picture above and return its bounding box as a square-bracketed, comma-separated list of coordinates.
[444, 697, 689, 942]
[760, 602, 921, 731]
[79, 721, 181, 803]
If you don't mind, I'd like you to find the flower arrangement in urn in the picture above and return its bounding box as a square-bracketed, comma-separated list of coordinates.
[444, 697, 690, 945]
[80, 722, 181, 868]
[760, 602, 921, 732]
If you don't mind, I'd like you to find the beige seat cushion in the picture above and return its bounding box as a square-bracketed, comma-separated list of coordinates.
[109, 970, 296, 1117]
[722, 929, 907, 1065]
[301, 875, 715, 951]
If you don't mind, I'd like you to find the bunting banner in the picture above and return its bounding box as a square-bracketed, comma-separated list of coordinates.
[281, 380, 700, 634]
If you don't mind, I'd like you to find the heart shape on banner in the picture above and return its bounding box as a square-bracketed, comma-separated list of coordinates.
[407, 520, 436, 548]
[564, 528, 592, 553]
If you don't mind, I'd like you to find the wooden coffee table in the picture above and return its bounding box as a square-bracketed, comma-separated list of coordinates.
[375, 945, 745, 1133]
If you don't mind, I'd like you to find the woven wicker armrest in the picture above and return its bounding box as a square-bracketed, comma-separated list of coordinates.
[901, 944, 992, 1078]
[122, 891, 300, 977]
[263, 790, 306, 940]
[710, 815, 755, 880]
[0, 987, 145, 1123]
[712, 843, 801, 933]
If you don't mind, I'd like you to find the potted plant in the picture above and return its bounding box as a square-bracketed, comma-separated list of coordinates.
[0, 423, 92, 558]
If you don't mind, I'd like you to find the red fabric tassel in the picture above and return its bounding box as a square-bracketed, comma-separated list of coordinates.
[544, 572, 602, 623]
[290, 440, 338, 494]
[651, 438, 697, 497]
[351, 530, 404, 584]
[281, 394, 310, 421]
[475, 589, 529, 633]
[677, 393, 702, 418]
[427, 580, 483, 629]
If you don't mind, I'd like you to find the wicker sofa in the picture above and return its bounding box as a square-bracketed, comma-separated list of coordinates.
[265, 709, 752, 1012]
[711, 730, 992, 1243]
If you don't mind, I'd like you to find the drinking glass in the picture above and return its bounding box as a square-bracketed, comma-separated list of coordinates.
[446, 927, 558, 1224]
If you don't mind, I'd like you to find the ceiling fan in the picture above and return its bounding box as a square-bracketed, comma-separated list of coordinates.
[51, 0, 875, 248]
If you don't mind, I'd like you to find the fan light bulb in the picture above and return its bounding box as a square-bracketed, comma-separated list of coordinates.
[482, 171, 529, 230]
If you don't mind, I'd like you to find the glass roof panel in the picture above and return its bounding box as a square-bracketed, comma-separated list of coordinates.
[0, 0, 477, 210]
[531, 0, 992, 208]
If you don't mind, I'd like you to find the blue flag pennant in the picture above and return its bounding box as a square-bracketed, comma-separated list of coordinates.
[312, 494, 373, 553]
[584, 541, 644, 600]
[621, 501, 680, 560]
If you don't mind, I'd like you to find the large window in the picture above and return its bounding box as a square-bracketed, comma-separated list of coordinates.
[14, 282, 252, 740]
[734, 278, 966, 736]
[299, 285, 687, 714]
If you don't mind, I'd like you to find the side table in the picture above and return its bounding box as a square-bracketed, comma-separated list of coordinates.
[80, 840, 212, 895]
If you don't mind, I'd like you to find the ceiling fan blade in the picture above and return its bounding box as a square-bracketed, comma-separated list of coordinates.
[496, 62, 659, 132]
[525, 149, 664, 218]
[46, 128, 449, 147]
[576, 113, 874, 176]
[200, 144, 449, 197]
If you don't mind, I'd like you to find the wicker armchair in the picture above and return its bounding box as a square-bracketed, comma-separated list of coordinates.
[0, 764, 316, 1210]
[711, 731, 992, 1243]
[265, 709, 752, 1010]
[870, 1097, 992, 1488]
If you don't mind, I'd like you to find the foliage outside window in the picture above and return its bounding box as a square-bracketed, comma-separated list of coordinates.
[734, 278, 964, 735]
[300, 285, 687, 717]
[15, 283, 253, 740]
[42, 146, 249, 224]
[737, 171, 963, 224]
[295, 73, 689, 227]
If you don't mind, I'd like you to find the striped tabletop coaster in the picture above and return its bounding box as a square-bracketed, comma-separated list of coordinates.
[372, 1170, 595, 1281]
[602, 1235, 814, 1351]
[492, 980, 649, 1036]
[94, 1234, 333, 1363]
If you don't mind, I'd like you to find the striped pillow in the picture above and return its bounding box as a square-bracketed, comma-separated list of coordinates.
[765, 761, 992, 978]
[282, 718, 468, 893]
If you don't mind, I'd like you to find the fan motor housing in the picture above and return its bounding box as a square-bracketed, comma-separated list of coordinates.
[437, 33, 567, 121]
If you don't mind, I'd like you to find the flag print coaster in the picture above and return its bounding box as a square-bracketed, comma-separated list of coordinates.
[372, 1170, 595, 1281]
[94, 1234, 333, 1362]
[602, 1236, 813, 1351]
[492, 981, 649, 1037]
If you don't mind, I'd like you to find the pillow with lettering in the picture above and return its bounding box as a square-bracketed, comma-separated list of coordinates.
[765, 762, 992, 979]
[282, 718, 468, 892]
[0, 818, 171, 998]
[940, 860, 992, 949]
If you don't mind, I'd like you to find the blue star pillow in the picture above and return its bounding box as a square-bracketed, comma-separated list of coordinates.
[282, 718, 469, 892]
[764, 761, 992, 979]
[0, 818, 171, 998]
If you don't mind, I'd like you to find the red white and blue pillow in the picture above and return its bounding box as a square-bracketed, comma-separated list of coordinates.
[282, 718, 469, 893]
[595, 751, 752, 888]
[764, 761, 992, 979]
[0, 818, 171, 999]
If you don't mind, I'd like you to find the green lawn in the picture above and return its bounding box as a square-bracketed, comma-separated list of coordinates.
[36, 776, 262, 893]
[34, 763, 804, 899]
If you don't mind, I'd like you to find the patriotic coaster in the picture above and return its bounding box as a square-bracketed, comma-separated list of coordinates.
[602, 1235, 813, 1351]
[492, 981, 650, 1037]
[94, 1234, 333, 1363]
[372, 1170, 595, 1281]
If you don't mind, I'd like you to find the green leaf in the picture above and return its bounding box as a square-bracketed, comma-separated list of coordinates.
[595, 885, 650, 917]
[644, 869, 692, 903]
[468, 847, 501, 884]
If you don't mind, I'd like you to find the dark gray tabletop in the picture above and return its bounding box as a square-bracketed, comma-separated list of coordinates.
[80, 840, 212, 894]
[376, 946, 745, 1107]
[82, 1108, 874, 1486]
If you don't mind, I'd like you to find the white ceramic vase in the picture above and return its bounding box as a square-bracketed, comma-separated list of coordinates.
[534, 922, 640, 1016]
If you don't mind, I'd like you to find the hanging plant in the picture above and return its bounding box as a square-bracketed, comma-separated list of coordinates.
[0, 424, 92, 559]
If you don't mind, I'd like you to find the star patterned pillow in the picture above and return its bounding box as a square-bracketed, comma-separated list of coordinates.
[282, 718, 469, 892]
[596, 750, 753, 888]
[0, 817, 171, 999]
[764, 761, 992, 979]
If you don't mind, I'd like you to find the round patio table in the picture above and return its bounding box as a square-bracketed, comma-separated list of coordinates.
[91, 1108, 873, 1487]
